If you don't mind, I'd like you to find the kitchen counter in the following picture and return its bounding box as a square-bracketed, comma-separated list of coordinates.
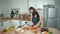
[0, 28, 60, 34]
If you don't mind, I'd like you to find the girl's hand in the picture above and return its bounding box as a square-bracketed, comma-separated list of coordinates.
[34, 25, 37, 27]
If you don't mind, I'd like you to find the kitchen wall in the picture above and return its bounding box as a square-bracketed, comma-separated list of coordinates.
[0, 0, 55, 17]
[54, 0, 60, 29]
[0, 0, 2, 14]
[29, 0, 55, 8]
[1, 0, 29, 17]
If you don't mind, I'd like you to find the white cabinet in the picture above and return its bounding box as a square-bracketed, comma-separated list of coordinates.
[0, 20, 30, 30]
[0, 20, 20, 30]
[2, 20, 10, 28]
[0, 22, 2, 30]
[10, 20, 20, 26]
[0, 20, 10, 30]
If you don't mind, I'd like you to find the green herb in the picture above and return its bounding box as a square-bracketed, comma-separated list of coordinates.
[49, 32, 53, 34]
[17, 25, 21, 28]
[9, 25, 15, 29]
[45, 28, 49, 32]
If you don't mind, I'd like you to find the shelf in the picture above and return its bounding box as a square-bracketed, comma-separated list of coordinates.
[0, 18, 31, 22]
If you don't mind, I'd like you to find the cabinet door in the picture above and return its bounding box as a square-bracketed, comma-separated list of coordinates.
[2, 20, 10, 29]
[11, 20, 20, 26]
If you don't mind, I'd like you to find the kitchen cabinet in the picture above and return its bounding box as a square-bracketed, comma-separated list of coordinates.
[2, 20, 10, 28]
[0, 22, 2, 30]
[10, 20, 20, 27]
[0, 18, 31, 30]
[0, 20, 10, 30]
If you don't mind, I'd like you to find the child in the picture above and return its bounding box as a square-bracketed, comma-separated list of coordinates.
[32, 12, 41, 27]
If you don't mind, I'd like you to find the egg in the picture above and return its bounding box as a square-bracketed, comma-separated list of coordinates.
[15, 28, 21, 32]
[42, 31, 48, 34]
[20, 30, 24, 33]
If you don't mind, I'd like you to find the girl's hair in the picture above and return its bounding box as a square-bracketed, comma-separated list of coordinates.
[29, 7, 36, 12]
[32, 12, 40, 23]
[32, 11, 39, 18]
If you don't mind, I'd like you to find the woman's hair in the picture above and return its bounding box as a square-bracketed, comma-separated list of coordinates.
[29, 7, 36, 12]
[32, 11, 39, 18]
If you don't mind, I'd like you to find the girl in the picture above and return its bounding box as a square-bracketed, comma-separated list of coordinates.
[32, 12, 41, 27]
[29, 7, 42, 27]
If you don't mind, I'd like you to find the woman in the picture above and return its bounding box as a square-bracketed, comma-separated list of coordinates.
[29, 7, 42, 27]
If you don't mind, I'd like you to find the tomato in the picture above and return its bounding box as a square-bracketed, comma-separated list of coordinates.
[33, 27, 37, 33]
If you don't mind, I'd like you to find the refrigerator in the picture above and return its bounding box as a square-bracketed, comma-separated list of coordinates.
[43, 7, 58, 28]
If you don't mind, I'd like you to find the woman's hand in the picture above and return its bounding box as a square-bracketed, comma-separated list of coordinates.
[34, 25, 37, 27]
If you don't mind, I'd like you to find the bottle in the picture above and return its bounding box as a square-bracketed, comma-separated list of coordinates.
[11, 10, 15, 18]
